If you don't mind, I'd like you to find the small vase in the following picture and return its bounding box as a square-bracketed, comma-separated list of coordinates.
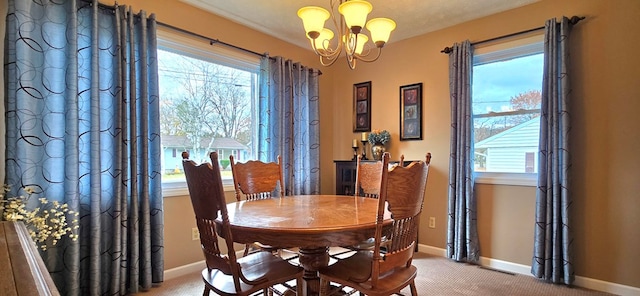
[371, 144, 386, 161]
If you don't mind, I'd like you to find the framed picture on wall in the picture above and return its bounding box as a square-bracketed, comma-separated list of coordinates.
[400, 83, 423, 141]
[353, 81, 371, 132]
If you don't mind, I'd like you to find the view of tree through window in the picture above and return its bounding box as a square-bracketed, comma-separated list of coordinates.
[157, 48, 258, 183]
[472, 52, 543, 174]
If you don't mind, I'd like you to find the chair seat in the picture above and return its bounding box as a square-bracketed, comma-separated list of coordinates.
[319, 251, 418, 296]
[203, 251, 302, 296]
[346, 235, 391, 250]
[349, 237, 376, 250]
[331, 236, 391, 260]
[245, 242, 278, 254]
[246, 242, 300, 262]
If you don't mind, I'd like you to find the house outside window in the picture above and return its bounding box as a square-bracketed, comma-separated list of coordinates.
[472, 35, 543, 186]
[157, 29, 260, 195]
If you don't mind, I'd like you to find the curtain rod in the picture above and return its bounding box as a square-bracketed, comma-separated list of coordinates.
[90, 1, 267, 58]
[440, 15, 585, 54]
[156, 22, 323, 75]
[90, 0, 322, 74]
[156, 22, 268, 58]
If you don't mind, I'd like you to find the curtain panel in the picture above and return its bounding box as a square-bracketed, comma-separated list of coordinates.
[531, 16, 574, 285]
[4, 0, 163, 295]
[446, 40, 480, 263]
[258, 56, 321, 195]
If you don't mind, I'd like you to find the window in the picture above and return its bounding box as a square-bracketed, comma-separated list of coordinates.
[157, 29, 261, 195]
[472, 35, 543, 186]
[525, 152, 535, 173]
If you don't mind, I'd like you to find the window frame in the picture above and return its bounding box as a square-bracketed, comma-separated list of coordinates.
[157, 28, 261, 196]
[472, 34, 544, 187]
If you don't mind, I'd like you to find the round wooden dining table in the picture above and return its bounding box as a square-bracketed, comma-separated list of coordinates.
[216, 194, 390, 296]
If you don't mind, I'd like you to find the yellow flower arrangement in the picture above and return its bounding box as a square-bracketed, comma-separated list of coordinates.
[0, 185, 79, 250]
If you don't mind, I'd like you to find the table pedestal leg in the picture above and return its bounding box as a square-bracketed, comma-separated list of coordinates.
[298, 247, 330, 296]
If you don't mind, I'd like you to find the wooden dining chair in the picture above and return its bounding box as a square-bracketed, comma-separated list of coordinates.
[354, 153, 410, 198]
[182, 151, 303, 296]
[330, 154, 385, 256]
[336, 154, 403, 253]
[354, 154, 384, 198]
[229, 154, 296, 258]
[229, 154, 286, 201]
[319, 152, 431, 296]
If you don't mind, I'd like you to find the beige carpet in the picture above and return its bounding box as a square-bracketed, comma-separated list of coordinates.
[137, 253, 614, 296]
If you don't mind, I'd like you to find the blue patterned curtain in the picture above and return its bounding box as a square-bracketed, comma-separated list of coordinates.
[4, 1, 163, 295]
[531, 16, 574, 285]
[258, 56, 320, 195]
[446, 40, 480, 263]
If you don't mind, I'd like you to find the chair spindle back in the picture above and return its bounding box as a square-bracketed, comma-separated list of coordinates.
[229, 155, 286, 201]
[372, 152, 431, 286]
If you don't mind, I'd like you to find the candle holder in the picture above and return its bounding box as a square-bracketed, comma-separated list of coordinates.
[360, 140, 369, 160]
[352, 146, 359, 160]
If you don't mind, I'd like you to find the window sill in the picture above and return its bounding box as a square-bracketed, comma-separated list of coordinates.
[474, 172, 537, 187]
[162, 181, 235, 197]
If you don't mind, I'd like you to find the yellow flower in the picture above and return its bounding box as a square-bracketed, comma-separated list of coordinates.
[0, 185, 79, 251]
[6, 212, 24, 220]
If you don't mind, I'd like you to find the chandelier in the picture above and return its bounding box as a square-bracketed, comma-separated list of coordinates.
[297, 0, 396, 70]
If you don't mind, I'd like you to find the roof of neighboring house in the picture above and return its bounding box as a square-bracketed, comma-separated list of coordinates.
[161, 135, 247, 150]
[475, 117, 540, 149]
[211, 137, 248, 149]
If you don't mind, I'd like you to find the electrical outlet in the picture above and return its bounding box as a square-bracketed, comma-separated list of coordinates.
[191, 227, 199, 240]
[429, 217, 436, 229]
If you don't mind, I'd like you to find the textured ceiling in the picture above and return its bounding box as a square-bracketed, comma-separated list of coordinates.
[180, 0, 540, 49]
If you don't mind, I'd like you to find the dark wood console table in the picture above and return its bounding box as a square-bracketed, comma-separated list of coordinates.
[0, 221, 60, 296]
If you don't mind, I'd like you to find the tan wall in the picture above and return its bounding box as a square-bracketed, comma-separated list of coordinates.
[162, 194, 202, 269]
[327, 0, 640, 288]
[2, 0, 638, 290]
[475, 184, 536, 263]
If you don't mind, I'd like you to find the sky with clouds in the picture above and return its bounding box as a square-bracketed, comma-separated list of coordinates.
[472, 53, 543, 113]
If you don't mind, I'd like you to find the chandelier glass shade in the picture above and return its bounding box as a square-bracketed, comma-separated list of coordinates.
[297, 0, 396, 69]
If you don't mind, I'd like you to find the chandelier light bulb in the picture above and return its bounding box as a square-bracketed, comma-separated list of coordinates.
[343, 33, 368, 55]
[338, 0, 372, 35]
[354, 34, 368, 55]
[297, 6, 330, 39]
[309, 28, 335, 52]
[366, 18, 396, 47]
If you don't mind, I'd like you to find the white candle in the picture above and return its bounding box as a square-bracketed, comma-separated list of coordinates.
[352, 139, 358, 148]
[361, 132, 368, 141]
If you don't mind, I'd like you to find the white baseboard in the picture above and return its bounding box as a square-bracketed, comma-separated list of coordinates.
[574, 276, 640, 296]
[164, 250, 246, 281]
[478, 256, 531, 276]
[164, 260, 205, 281]
[418, 244, 446, 256]
[417, 244, 640, 296]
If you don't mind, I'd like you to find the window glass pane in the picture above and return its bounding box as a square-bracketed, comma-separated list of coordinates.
[157, 46, 258, 185]
[472, 52, 543, 174]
